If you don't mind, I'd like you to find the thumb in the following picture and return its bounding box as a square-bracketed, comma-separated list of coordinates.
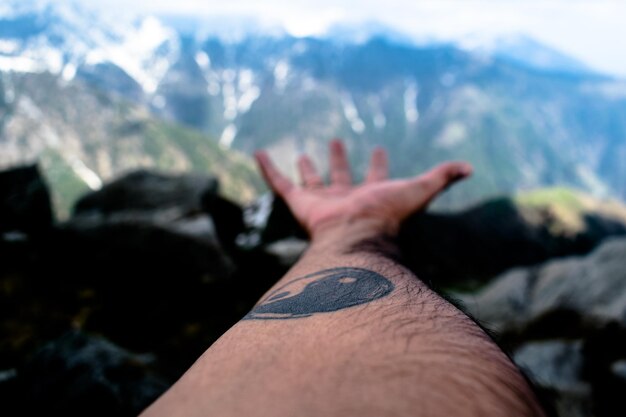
[406, 161, 473, 208]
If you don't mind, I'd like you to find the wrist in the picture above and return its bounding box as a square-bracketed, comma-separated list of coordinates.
[308, 216, 400, 253]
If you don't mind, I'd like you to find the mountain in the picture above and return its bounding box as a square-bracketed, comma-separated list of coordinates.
[0, 71, 263, 218]
[2, 1, 626, 210]
[151, 35, 626, 208]
[457, 33, 594, 75]
[0, 0, 178, 94]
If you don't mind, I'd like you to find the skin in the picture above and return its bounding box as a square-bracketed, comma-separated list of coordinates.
[141, 139, 546, 417]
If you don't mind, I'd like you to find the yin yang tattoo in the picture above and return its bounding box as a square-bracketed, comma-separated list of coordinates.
[244, 267, 394, 320]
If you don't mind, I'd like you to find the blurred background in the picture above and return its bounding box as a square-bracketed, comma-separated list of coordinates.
[1, 1, 626, 416]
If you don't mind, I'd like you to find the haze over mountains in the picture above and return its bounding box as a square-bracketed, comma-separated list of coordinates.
[2, 0, 626, 211]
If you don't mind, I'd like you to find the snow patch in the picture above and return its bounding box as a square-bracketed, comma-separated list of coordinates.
[0, 40, 19, 54]
[274, 60, 289, 91]
[341, 93, 365, 134]
[576, 165, 610, 197]
[0, 56, 38, 73]
[404, 82, 419, 124]
[95, 16, 179, 93]
[195, 51, 210, 70]
[70, 158, 103, 190]
[237, 69, 260, 113]
[434, 122, 467, 148]
[62, 63, 76, 81]
[219, 124, 238, 148]
[238, 85, 260, 113]
[367, 95, 386, 129]
[222, 81, 237, 121]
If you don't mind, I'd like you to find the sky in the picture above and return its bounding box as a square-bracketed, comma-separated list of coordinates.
[87, 0, 626, 76]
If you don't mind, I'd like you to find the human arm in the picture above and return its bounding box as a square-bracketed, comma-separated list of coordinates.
[140, 140, 546, 417]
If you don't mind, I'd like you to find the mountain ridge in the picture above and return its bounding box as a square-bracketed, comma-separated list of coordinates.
[2, 1, 626, 210]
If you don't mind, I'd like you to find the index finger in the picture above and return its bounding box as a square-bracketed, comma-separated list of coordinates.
[254, 151, 294, 198]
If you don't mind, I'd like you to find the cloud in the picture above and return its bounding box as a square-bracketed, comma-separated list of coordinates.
[84, 0, 626, 76]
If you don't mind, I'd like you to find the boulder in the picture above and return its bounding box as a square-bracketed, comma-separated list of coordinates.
[73, 169, 250, 251]
[458, 239, 626, 417]
[398, 196, 626, 286]
[461, 238, 626, 332]
[6, 330, 168, 417]
[74, 170, 218, 219]
[0, 164, 54, 234]
[513, 340, 592, 417]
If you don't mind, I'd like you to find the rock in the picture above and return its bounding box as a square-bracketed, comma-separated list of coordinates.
[73, 170, 218, 219]
[457, 268, 533, 333]
[513, 340, 592, 417]
[0, 170, 248, 366]
[201, 190, 246, 250]
[612, 360, 626, 381]
[458, 239, 626, 417]
[398, 196, 626, 286]
[259, 194, 306, 243]
[9, 330, 168, 417]
[580, 323, 626, 417]
[74, 169, 250, 252]
[0, 164, 54, 234]
[265, 237, 308, 267]
[41, 216, 236, 349]
[462, 238, 626, 331]
[514, 340, 589, 393]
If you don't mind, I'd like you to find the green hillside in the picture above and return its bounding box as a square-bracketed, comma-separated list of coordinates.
[0, 72, 263, 219]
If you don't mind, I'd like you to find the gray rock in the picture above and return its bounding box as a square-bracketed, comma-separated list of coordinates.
[14, 330, 168, 417]
[461, 238, 626, 330]
[265, 237, 308, 266]
[0, 164, 54, 234]
[611, 360, 626, 381]
[513, 340, 592, 417]
[514, 340, 588, 393]
[73, 170, 218, 220]
[459, 268, 533, 333]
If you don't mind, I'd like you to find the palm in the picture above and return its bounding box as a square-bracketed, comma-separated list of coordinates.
[255, 140, 472, 237]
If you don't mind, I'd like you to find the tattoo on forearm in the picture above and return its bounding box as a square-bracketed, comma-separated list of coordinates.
[244, 267, 394, 320]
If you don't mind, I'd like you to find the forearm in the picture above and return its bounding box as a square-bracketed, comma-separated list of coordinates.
[142, 222, 545, 417]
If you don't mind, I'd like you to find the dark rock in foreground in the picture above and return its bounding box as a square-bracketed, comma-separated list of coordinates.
[460, 238, 626, 417]
[74, 169, 218, 219]
[4, 166, 626, 417]
[461, 238, 626, 333]
[399, 193, 626, 287]
[0, 164, 53, 234]
[0, 168, 287, 412]
[3, 330, 168, 417]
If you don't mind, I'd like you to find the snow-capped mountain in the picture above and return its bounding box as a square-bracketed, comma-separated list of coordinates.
[0, 0, 179, 93]
[3, 0, 626, 212]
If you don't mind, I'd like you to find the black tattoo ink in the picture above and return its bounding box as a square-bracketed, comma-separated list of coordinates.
[244, 267, 394, 320]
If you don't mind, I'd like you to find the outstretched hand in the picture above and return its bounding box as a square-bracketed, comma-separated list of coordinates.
[255, 139, 472, 239]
